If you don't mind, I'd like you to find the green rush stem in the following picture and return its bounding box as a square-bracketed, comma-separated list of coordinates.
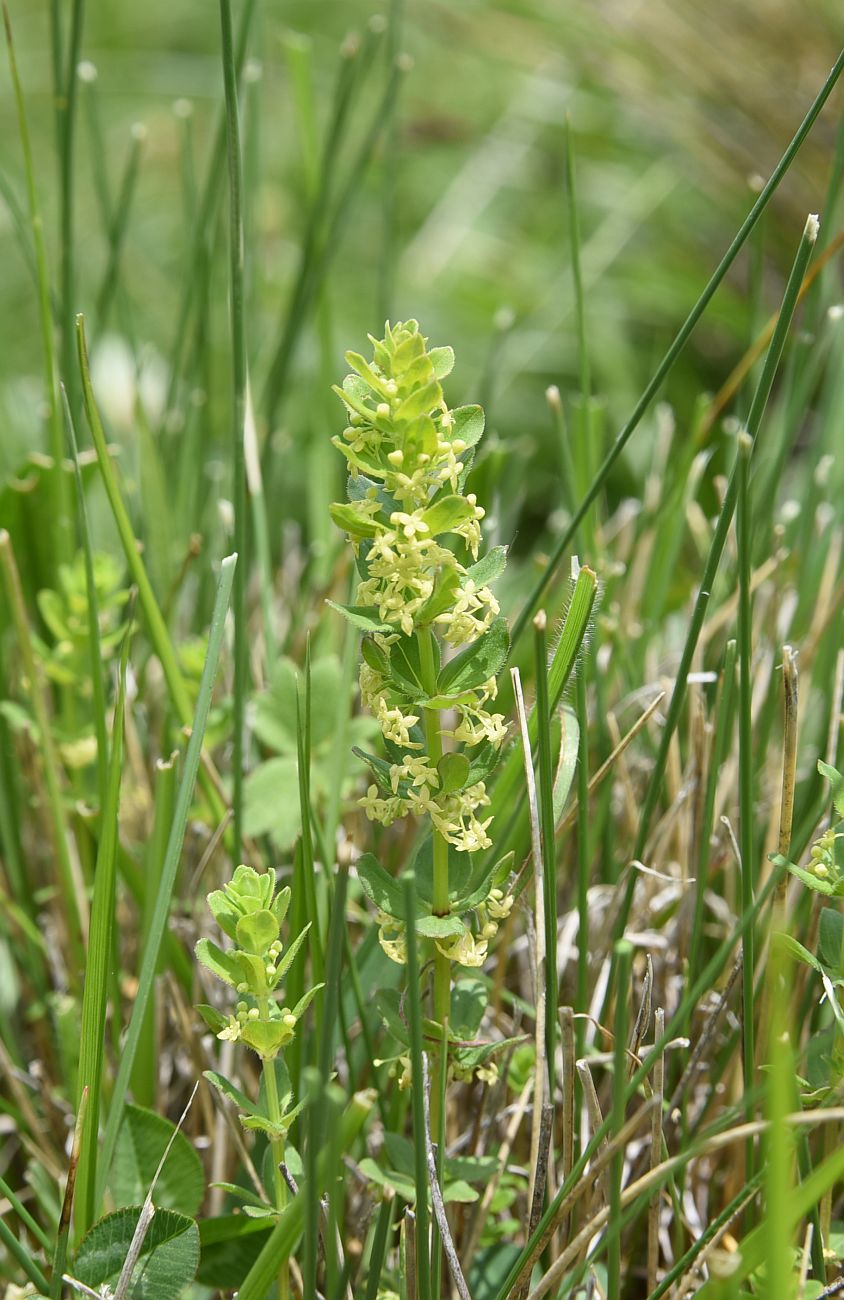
[403, 873, 433, 1300]
[737, 432, 756, 1168]
[219, 0, 248, 861]
[574, 665, 590, 1063]
[419, 627, 451, 1145]
[534, 614, 558, 1100]
[58, 0, 84, 415]
[262, 1046, 290, 1300]
[3, 4, 70, 558]
[609, 941, 633, 1300]
[510, 51, 844, 649]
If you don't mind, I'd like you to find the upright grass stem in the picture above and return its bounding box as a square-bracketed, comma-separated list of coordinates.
[219, 0, 248, 861]
[736, 430, 756, 1146]
[533, 612, 558, 1100]
[3, 4, 70, 559]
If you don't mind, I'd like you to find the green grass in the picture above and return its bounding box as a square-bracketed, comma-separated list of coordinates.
[2, 2, 844, 1297]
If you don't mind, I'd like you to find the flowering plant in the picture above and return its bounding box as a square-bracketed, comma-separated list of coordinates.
[329, 321, 515, 1083]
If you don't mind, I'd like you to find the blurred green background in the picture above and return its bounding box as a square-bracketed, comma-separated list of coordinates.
[2, 0, 843, 573]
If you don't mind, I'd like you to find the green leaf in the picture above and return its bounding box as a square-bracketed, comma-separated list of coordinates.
[437, 751, 470, 794]
[236, 909, 280, 956]
[414, 915, 466, 939]
[438, 617, 510, 694]
[420, 494, 475, 537]
[553, 707, 580, 823]
[819, 907, 844, 974]
[429, 346, 455, 379]
[361, 637, 389, 675]
[344, 351, 391, 397]
[196, 1005, 228, 1035]
[774, 931, 822, 972]
[819, 760, 844, 819]
[448, 405, 485, 448]
[466, 546, 508, 588]
[454, 1034, 526, 1071]
[416, 565, 461, 625]
[74, 1206, 199, 1300]
[195, 939, 243, 989]
[325, 600, 392, 633]
[197, 1215, 273, 1291]
[355, 853, 407, 919]
[243, 757, 301, 849]
[109, 1105, 204, 1217]
[329, 501, 381, 539]
[203, 1069, 262, 1119]
[450, 978, 487, 1039]
[275, 924, 312, 985]
[352, 746, 404, 795]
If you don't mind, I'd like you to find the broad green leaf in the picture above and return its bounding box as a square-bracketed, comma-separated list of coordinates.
[196, 1005, 228, 1035]
[416, 565, 461, 625]
[774, 931, 822, 972]
[243, 757, 301, 849]
[448, 405, 485, 448]
[466, 546, 508, 588]
[329, 501, 381, 539]
[395, 379, 442, 424]
[344, 351, 390, 397]
[429, 346, 455, 378]
[74, 1206, 199, 1300]
[356, 853, 406, 919]
[819, 907, 844, 974]
[361, 637, 389, 675]
[438, 617, 510, 694]
[450, 978, 487, 1039]
[325, 600, 392, 633]
[352, 745, 404, 794]
[109, 1105, 204, 1217]
[195, 939, 242, 989]
[421, 494, 475, 537]
[414, 914, 466, 939]
[438, 751, 470, 794]
[236, 909, 279, 956]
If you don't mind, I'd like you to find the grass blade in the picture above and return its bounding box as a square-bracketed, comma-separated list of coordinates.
[95, 552, 237, 1204]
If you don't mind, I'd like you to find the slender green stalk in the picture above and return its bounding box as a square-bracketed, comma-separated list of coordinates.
[0, 1174, 51, 1253]
[511, 53, 844, 647]
[364, 1194, 396, 1300]
[379, 0, 406, 321]
[611, 214, 819, 951]
[162, 0, 256, 422]
[763, 944, 794, 1300]
[533, 611, 558, 1099]
[262, 1054, 290, 1300]
[0, 530, 84, 971]
[52, 1087, 87, 1298]
[219, 0, 248, 861]
[75, 616, 131, 1239]
[564, 116, 597, 556]
[62, 385, 108, 809]
[609, 941, 633, 1298]
[736, 431, 756, 1144]
[131, 753, 177, 1109]
[57, 0, 84, 415]
[3, 4, 69, 558]
[690, 639, 737, 983]
[96, 554, 236, 1204]
[0, 1213, 50, 1294]
[574, 663, 590, 1063]
[94, 125, 144, 331]
[403, 872, 432, 1300]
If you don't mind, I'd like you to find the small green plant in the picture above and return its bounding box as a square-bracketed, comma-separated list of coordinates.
[195, 865, 322, 1297]
[329, 320, 516, 1145]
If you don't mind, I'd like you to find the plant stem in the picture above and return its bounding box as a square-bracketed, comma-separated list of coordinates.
[262, 1046, 289, 1300]
[419, 628, 450, 1144]
[218, 0, 248, 862]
